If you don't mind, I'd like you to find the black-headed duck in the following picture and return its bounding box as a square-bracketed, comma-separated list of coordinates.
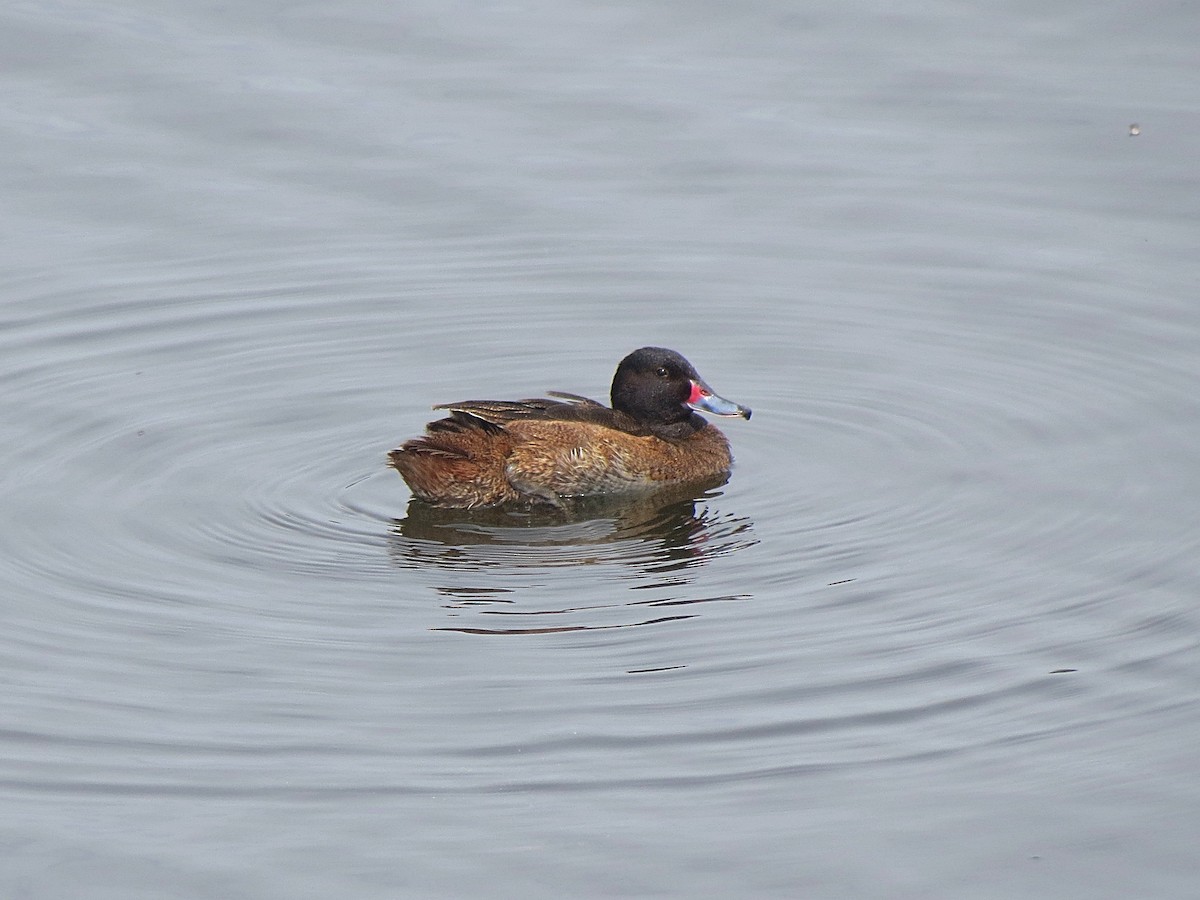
[390, 347, 750, 508]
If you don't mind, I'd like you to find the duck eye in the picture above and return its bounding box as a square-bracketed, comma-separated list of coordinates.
[655, 367, 669, 377]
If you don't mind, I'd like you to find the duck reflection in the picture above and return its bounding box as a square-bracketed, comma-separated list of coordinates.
[389, 476, 746, 570]
[386, 478, 756, 636]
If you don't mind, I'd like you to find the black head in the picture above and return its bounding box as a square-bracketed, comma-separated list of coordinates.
[610, 347, 750, 436]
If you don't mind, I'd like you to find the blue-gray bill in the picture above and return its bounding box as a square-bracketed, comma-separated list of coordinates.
[687, 380, 752, 419]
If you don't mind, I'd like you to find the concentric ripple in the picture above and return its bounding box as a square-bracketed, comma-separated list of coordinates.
[2, 237, 1198, 801]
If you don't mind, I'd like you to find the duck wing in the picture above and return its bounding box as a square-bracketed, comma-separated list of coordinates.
[432, 393, 638, 431]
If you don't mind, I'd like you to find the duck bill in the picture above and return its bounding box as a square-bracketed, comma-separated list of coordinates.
[687, 379, 752, 419]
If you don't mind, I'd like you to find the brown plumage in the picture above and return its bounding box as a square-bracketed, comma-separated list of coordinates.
[390, 347, 751, 508]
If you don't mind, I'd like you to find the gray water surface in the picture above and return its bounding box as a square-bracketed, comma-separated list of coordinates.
[2, 1, 1199, 898]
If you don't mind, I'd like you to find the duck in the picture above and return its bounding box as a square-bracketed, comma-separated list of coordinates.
[389, 346, 751, 508]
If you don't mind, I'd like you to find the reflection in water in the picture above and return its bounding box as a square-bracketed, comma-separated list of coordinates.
[388, 477, 743, 567]
[386, 480, 756, 635]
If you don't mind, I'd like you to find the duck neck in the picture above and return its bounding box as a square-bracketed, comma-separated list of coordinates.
[647, 413, 707, 442]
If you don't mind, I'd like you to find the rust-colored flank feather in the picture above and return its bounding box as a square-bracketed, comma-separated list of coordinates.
[389, 347, 750, 509]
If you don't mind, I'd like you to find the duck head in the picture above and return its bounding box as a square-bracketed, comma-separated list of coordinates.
[611, 347, 751, 430]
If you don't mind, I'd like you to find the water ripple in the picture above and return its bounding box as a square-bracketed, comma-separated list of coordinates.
[1, 241, 1196, 800]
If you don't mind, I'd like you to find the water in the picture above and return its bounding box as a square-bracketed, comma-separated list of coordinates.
[2, 1, 1199, 898]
